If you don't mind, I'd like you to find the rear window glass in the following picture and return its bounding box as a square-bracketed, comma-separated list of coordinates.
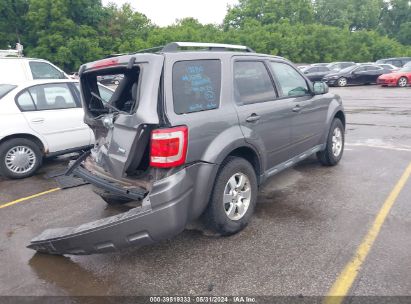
[0, 84, 16, 99]
[172, 60, 221, 114]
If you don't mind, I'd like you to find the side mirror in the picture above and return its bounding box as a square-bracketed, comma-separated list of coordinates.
[313, 81, 329, 95]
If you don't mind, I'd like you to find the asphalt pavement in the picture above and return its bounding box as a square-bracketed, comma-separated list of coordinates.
[0, 85, 410, 299]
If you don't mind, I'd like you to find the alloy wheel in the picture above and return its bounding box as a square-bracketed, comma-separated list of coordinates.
[223, 173, 251, 221]
[332, 127, 343, 157]
[398, 77, 407, 87]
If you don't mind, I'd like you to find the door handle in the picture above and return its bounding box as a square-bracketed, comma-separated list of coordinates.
[292, 105, 303, 112]
[246, 114, 261, 123]
[31, 118, 44, 123]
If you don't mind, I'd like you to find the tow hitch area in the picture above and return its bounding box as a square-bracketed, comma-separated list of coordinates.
[27, 202, 155, 255]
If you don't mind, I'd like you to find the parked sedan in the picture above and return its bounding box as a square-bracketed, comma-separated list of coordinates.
[377, 64, 399, 72]
[323, 64, 390, 87]
[377, 65, 411, 87]
[0, 79, 113, 178]
[327, 62, 356, 72]
[301, 66, 331, 82]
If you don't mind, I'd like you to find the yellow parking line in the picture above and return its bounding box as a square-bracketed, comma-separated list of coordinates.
[0, 188, 60, 209]
[325, 162, 411, 304]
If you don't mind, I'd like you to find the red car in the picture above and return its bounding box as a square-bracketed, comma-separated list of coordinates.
[377, 65, 411, 87]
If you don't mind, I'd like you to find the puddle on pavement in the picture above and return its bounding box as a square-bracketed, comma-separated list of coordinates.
[29, 254, 114, 296]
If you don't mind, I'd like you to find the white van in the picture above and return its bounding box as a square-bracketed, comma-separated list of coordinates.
[0, 58, 68, 83]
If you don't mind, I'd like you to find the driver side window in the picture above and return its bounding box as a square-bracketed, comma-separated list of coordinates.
[270, 62, 309, 97]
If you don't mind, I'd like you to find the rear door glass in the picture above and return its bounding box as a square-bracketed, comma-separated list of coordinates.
[25, 83, 77, 110]
[172, 60, 221, 114]
[16, 91, 36, 111]
[234, 61, 276, 105]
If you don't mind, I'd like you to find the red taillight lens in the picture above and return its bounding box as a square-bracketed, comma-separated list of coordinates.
[150, 126, 188, 168]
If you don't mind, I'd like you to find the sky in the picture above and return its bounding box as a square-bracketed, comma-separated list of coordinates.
[101, 0, 239, 26]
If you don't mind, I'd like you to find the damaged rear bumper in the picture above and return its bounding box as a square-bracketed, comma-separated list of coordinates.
[27, 163, 215, 255]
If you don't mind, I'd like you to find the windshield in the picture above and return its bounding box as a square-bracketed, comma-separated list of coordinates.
[0, 84, 16, 99]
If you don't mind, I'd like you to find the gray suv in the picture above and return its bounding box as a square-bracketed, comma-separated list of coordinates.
[28, 42, 345, 255]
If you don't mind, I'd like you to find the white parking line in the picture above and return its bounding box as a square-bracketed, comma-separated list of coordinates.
[346, 143, 411, 152]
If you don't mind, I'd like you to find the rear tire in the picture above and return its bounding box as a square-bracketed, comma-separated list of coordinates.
[92, 187, 133, 205]
[398, 77, 408, 87]
[317, 118, 345, 166]
[203, 156, 258, 236]
[0, 138, 42, 179]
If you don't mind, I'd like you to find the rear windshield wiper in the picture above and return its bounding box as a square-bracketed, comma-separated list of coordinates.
[90, 92, 126, 114]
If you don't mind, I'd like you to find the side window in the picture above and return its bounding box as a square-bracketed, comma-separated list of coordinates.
[16, 91, 36, 111]
[172, 60, 221, 114]
[355, 66, 366, 72]
[233, 61, 276, 105]
[27, 84, 77, 110]
[29, 61, 65, 80]
[318, 67, 330, 72]
[366, 66, 379, 71]
[270, 62, 309, 97]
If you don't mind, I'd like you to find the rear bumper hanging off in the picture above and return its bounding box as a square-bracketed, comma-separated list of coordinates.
[27, 166, 195, 255]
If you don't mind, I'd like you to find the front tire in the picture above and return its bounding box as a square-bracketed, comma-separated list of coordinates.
[337, 77, 348, 87]
[317, 118, 345, 166]
[0, 138, 42, 179]
[203, 156, 258, 236]
[398, 77, 408, 87]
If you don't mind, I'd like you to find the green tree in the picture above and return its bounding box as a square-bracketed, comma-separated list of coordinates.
[0, 0, 29, 48]
[380, 0, 411, 44]
[314, 0, 384, 31]
[223, 0, 314, 29]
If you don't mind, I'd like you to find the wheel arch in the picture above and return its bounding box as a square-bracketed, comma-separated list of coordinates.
[0, 134, 47, 155]
[224, 146, 262, 183]
[334, 110, 346, 128]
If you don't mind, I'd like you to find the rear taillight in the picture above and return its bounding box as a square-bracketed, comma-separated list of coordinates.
[150, 126, 188, 168]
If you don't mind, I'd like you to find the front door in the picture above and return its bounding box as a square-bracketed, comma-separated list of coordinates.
[16, 82, 91, 153]
[268, 61, 329, 155]
[234, 60, 294, 170]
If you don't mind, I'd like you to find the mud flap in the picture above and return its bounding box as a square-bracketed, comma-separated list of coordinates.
[27, 202, 155, 255]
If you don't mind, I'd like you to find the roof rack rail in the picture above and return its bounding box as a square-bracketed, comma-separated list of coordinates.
[162, 42, 255, 53]
[135, 46, 165, 54]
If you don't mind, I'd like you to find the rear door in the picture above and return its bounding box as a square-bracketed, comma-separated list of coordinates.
[15, 82, 91, 153]
[234, 60, 294, 168]
[365, 65, 384, 83]
[351, 66, 367, 84]
[269, 61, 329, 155]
